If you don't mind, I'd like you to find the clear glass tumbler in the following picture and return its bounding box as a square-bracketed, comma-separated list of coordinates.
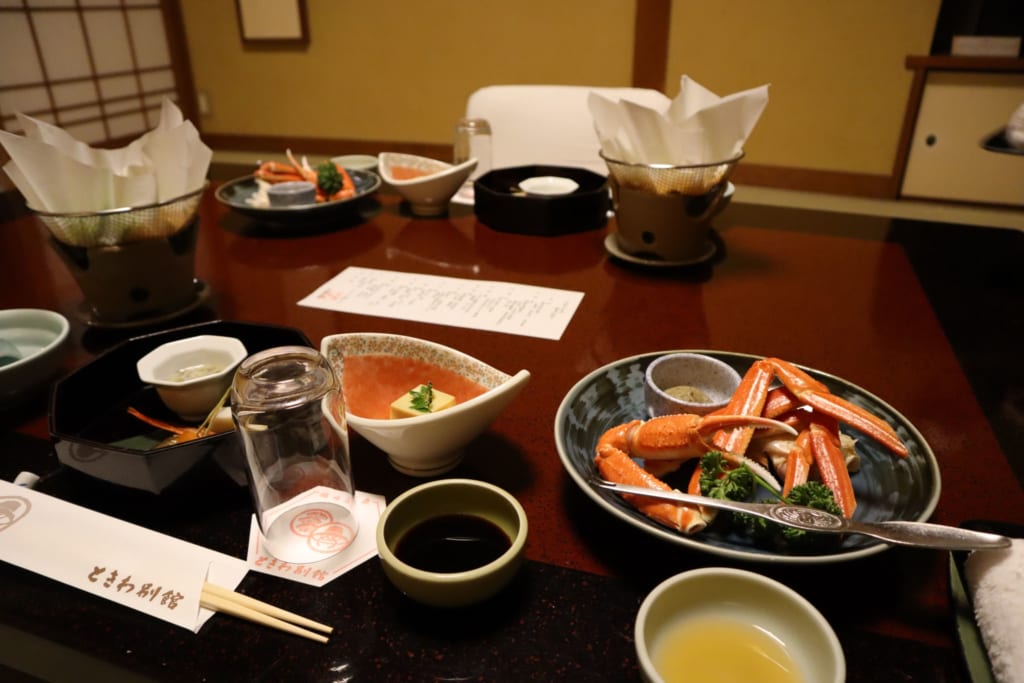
[453, 117, 492, 201]
[231, 346, 358, 564]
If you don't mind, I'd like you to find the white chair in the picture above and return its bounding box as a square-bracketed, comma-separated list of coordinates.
[465, 85, 667, 175]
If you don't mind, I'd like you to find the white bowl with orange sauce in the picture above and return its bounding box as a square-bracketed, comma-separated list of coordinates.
[321, 332, 530, 476]
[378, 152, 477, 217]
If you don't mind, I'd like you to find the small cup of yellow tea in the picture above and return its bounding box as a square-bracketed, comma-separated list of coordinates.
[635, 567, 844, 683]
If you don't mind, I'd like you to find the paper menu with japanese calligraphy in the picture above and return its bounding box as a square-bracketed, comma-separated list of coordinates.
[298, 267, 584, 341]
[0, 481, 247, 632]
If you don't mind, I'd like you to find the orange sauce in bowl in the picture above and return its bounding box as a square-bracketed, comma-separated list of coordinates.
[390, 165, 437, 181]
[342, 354, 489, 419]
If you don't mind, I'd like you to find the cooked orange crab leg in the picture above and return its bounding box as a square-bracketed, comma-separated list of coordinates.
[127, 407, 204, 445]
[782, 430, 814, 497]
[596, 447, 711, 533]
[777, 412, 858, 517]
[714, 358, 907, 458]
[254, 160, 306, 183]
[807, 418, 857, 517]
[594, 413, 797, 534]
[765, 358, 906, 457]
[601, 413, 797, 462]
[285, 149, 318, 184]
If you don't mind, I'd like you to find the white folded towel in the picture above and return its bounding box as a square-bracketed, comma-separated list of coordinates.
[965, 538, 1024, 683]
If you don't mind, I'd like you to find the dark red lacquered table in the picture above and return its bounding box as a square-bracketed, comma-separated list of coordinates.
[0, 185, 1021, 681]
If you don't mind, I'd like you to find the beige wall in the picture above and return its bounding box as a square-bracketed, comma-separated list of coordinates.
[181, 0, 637, 144]
[667, 0, 941, 175]
[181, 0, 941, 179]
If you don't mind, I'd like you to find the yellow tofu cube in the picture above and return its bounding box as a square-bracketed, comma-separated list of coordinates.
[389, 384, 456, 419]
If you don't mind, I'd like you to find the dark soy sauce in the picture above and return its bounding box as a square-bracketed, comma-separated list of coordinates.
[395, 514, 512, 573]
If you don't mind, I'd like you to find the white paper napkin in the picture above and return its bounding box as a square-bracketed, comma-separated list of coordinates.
[0, 481, 248, 633]
[588, 75, 769, 165]
[0, 98, 210, 212]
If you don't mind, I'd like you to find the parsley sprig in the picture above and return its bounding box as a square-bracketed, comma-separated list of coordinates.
[409, 383, 435, 413]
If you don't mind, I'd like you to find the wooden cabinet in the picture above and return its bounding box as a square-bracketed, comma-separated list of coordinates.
[899, 57, 1024, 207]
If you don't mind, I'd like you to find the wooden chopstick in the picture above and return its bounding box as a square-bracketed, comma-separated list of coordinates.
[201, 582, 332, 643]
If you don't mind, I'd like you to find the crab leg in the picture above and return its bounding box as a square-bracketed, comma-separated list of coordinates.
[595, 446, 710, 534]
[711, 359, 774, 454]
[807, 418, 857, 517]
[285, 149, 318, 184]
[605, 413, 797, 462]
[782, 430, 814, 497]
[594, 412, 796, 535]
[765, 358, 907, 457]
[127, 407, 191, 435]
[254, 161, 305, 183]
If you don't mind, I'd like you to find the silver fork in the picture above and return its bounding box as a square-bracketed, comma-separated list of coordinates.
[590, 477, 1011, 551]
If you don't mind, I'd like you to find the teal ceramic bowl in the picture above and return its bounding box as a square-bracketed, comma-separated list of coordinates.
[0, 308, 69, 407]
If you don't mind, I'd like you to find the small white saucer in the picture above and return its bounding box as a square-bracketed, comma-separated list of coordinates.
[604, 234, 717, 268]
[450, 181, 475, 206]
[518, 175, 579, 196]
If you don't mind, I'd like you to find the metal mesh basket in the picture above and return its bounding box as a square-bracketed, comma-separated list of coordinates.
[31, 185, 205, 248]
[600, 152, 743, 196]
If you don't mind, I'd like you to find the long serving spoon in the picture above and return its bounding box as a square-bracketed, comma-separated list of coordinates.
[590, 477, 1011, 551]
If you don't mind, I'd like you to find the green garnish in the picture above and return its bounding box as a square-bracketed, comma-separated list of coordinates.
[699, 451, 754, 501]
[317, 161, 342, 197]
[408, 382, 435, 413]
[697, 451, 843, 549]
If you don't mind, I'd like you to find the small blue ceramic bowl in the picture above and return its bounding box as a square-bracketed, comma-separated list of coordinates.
[267, 181, 316, 206]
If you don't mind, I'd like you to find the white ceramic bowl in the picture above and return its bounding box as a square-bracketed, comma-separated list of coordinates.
[136, 334, 248, 421]
[376, 478, 528, 607]
[636, 567, 845, 683]
[331, 154, 379, 173]
[378, 152, 477, 216]
[0, 308, 70, 407]
[321, 332, 530, 476]
[644, 352, 742, 417]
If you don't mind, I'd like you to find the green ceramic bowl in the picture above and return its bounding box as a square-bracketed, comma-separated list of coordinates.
[376, 478, 528, 607]
[636, 567, 845, 683]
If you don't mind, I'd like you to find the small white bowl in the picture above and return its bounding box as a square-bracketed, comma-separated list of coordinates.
[376, 478, 528, 607]
[378, 152, 477, 216]
[321, 332, 530, 476]
[331, 154, 379, 173]
[518, 175, 579, 196]
[136, 334, 248, 421]
[636, 568, 845, 683]
[644, 352, 741, 417]
[0, 308, 70, 407]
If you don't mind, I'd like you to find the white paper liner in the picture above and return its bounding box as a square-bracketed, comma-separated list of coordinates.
[589, 74, 769, 168]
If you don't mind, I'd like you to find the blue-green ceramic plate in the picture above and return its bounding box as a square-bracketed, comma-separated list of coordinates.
[554, 350, 941, 564]
[215, 170, 380, 224]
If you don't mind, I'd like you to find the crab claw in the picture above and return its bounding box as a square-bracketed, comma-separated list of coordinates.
[599, 413, 797, 462]
[594, 446, 711, 534]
